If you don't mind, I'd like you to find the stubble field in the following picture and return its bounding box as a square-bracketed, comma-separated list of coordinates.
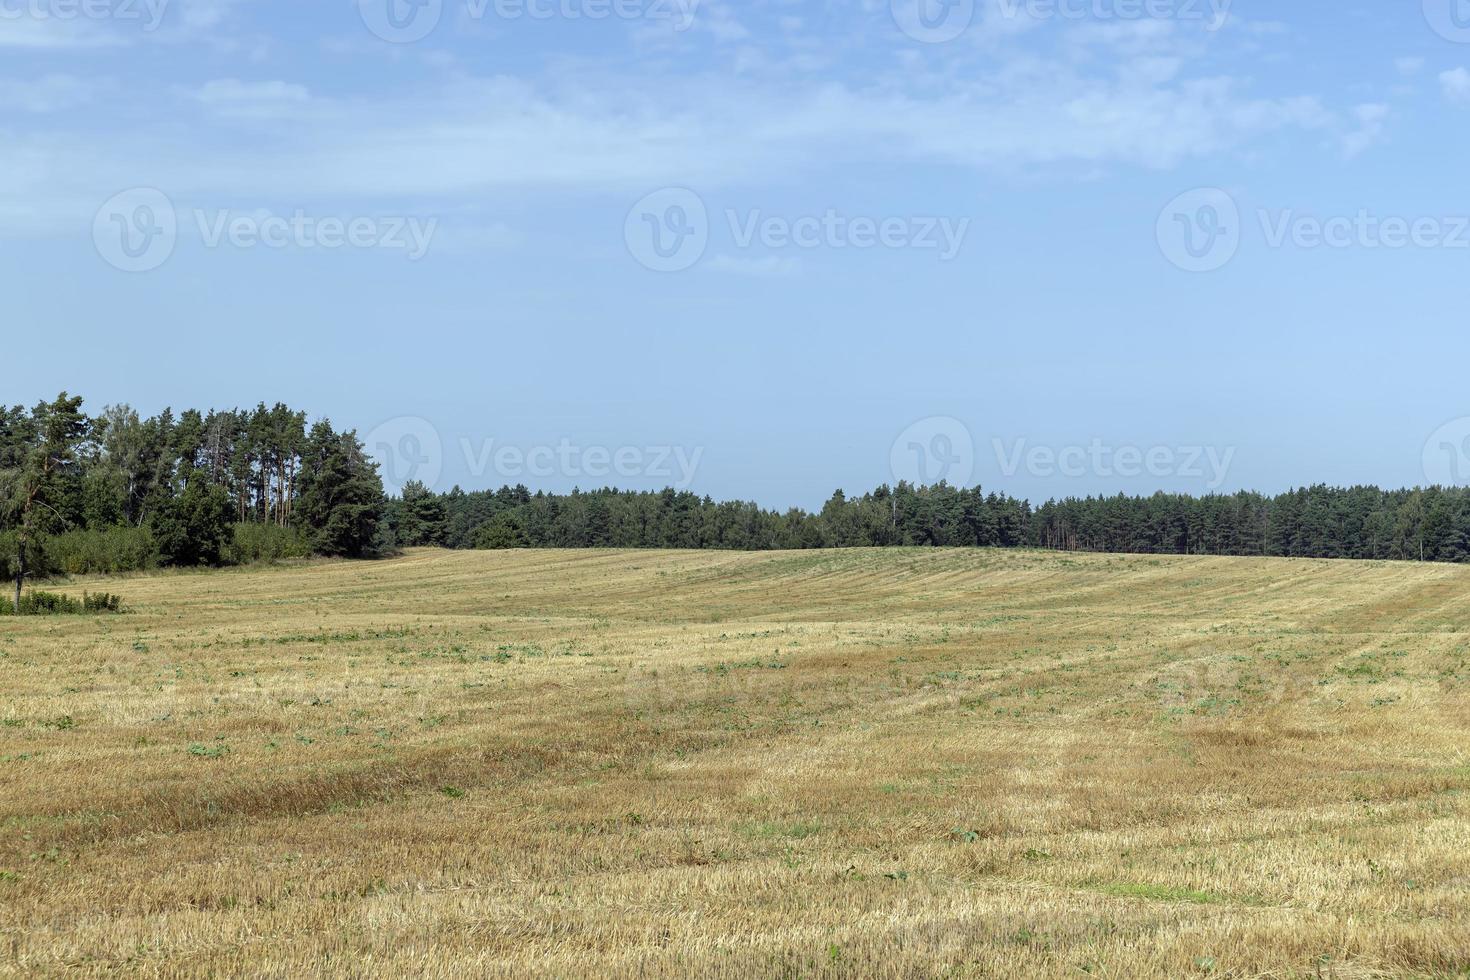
[2, 547, 1469, 977]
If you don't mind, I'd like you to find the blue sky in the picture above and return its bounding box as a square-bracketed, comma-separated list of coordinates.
[9, 0, 1470, 506]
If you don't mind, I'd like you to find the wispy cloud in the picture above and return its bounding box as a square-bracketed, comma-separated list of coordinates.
[1341, 103, 1389, 158]
[1441, 67, 1470, 103]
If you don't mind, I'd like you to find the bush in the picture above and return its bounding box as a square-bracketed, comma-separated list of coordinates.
[150, 482, 233, 567]
[9, 591, 80, 615]
[83, 591, 123, 613]
[473, 512, 531, 550]
[44, 527, 159, 576]
[0, 590, 123, 616]
[225, 523, 313, 565]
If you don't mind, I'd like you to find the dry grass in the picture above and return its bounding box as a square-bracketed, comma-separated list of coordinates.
[2, 547, 1469, 977]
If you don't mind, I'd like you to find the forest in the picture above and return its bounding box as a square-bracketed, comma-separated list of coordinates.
[384, 479, 1470, 563]
[6, 392, 1470, 606]
[0, 394, 384, 602]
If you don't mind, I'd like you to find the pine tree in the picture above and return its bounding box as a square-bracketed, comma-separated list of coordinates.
[1, 394, 87, 610]
[294, 423, 385, 558]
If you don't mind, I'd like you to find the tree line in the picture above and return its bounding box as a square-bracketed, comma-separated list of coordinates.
[1, 393, 385, 606]
[8, 392, 1470, 608]
[383, 480, 1470, 563]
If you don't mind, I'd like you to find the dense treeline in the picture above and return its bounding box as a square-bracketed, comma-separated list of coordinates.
[1032, 487, 1468, 561]
[382, 482, 1034, 552]
[8, 392, 1470, 606]
[383, 481, 1470, 563]
[1, 393, 385, 605]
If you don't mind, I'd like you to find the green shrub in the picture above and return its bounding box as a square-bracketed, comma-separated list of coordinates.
[43, 527, 159, 576]
[83, 591, 123, 613]
[12, 591, 81, 615]
[0, 590, 124, 616]
[473, 513, 531, 550]
[226, 523, 313, 565]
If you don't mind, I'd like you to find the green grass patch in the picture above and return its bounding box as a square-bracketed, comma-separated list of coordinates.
[738, 820, 822, 840]
[1089, 881, 1238, 905]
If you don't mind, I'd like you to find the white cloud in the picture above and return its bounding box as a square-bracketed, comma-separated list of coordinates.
[1441, 67, 1470, 103]
[1340, 102, 1388, 158]
[1395, 56, 1425, 76]
[0, 66, 1353, 236]
[0, 6, 1392, 237]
